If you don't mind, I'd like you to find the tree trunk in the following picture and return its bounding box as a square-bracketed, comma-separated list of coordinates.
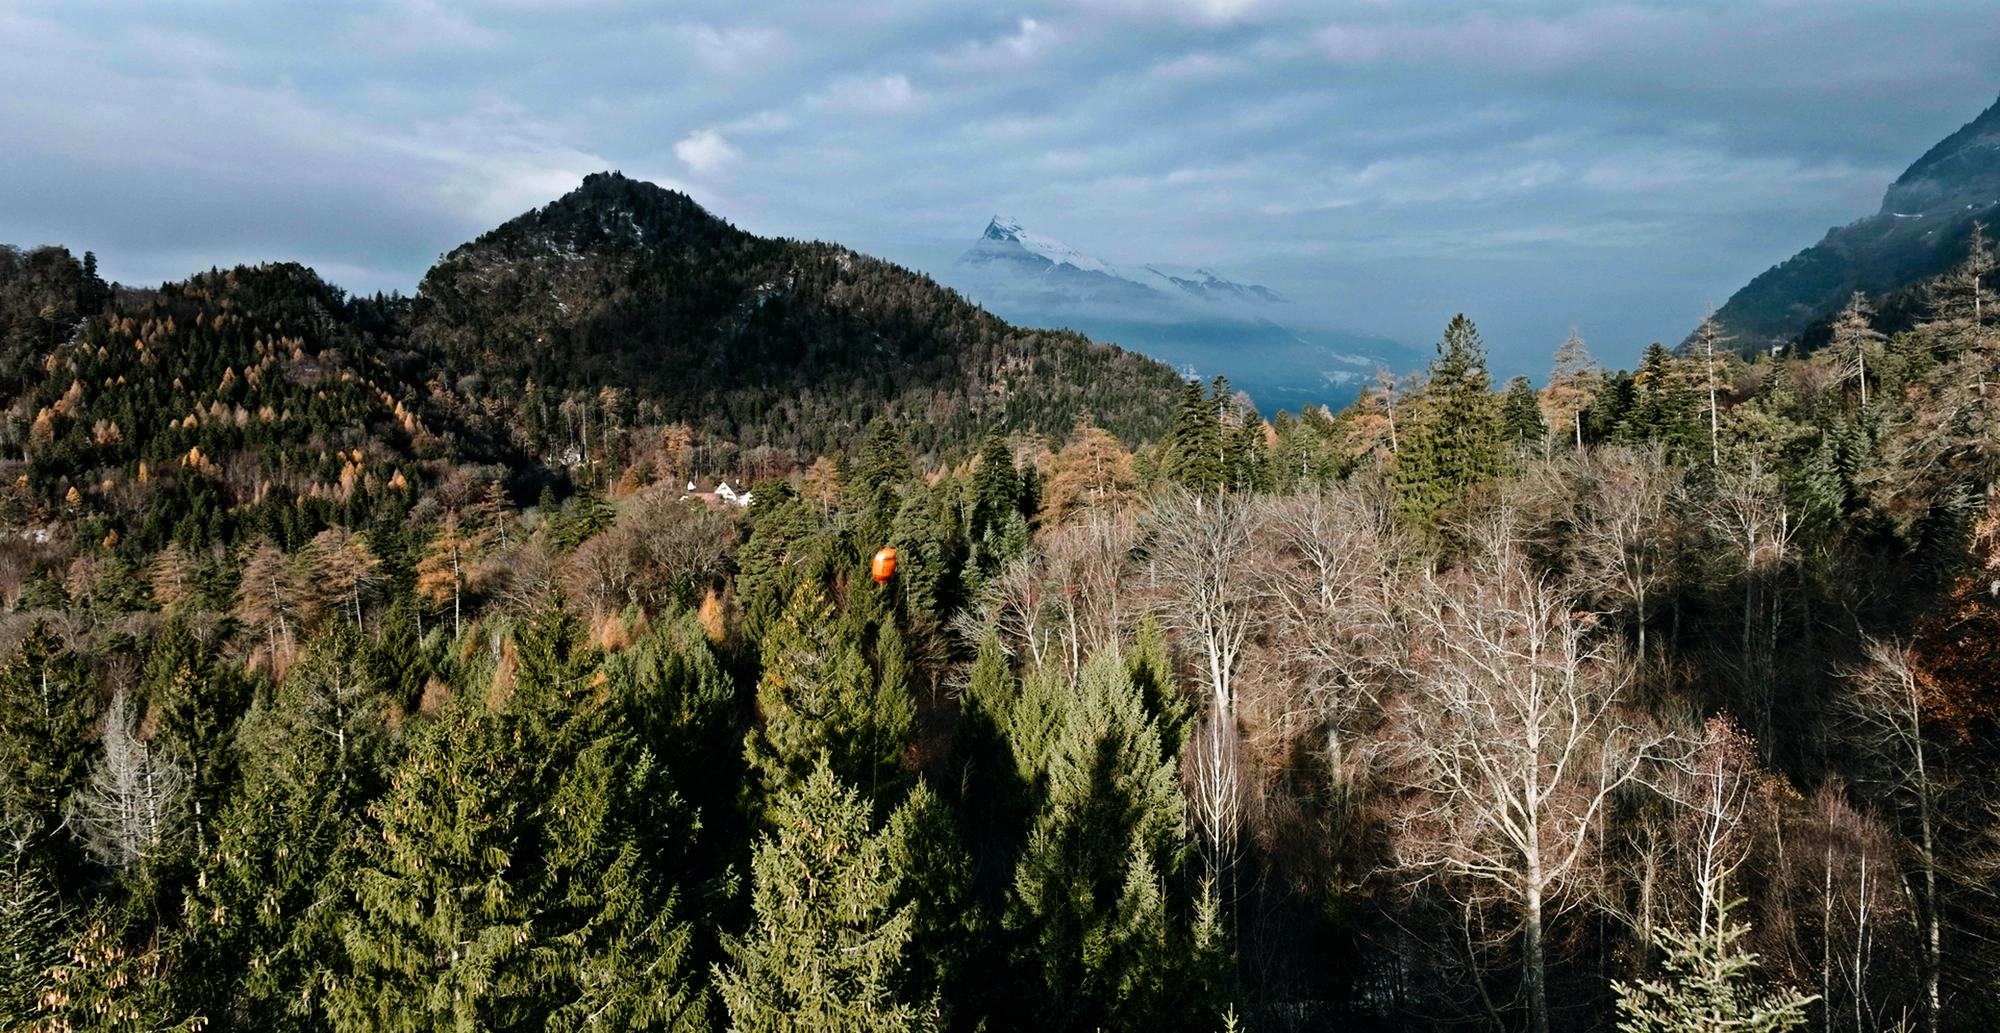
[1525, 861, 1549, 1033]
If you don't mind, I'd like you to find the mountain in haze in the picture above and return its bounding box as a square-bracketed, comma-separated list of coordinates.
[945, 216, 1419, 415]
[1709, 92, 2000, 353]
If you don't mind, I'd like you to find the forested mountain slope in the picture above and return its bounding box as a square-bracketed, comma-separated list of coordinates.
[410, 172, 1185, 457]
[1709, 92, 2000, 352]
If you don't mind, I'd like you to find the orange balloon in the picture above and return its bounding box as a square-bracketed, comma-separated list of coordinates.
[871, 547, 898, 583]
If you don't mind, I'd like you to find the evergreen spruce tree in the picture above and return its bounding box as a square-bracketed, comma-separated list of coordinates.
[1612, 884, 1814, 1033]
[1585, 369, 1639, 444]
[1223, 407, 1272, 494]
[1004, 651, 1224, 1032]
[0, 854, 60, 1028]
[333, 599, 705, 1033]
[146, 616, 245, 857]
[883, 784, 980, 1024]
[370, 592, 429, 715]
[1392, 315, 1503, 521]
[28, 910, 204, 1033]
[0, 620, 98, 870]
[735, 483, 819, 642]
[184, 621, 390, 1030]
[1621, 343, 1704, 460]
[746, 580, 914, 803]
[946, 630, 1030, 913]
[847, 420, 914, 544]
[718, 758, 959, 1033]
[889, 482, 956, 627]
[970, 434, 1019, 542]
[1126, 616, 1190, 758]
[1161, 380, 1224, 494]
[1500, 375, 1547, 444]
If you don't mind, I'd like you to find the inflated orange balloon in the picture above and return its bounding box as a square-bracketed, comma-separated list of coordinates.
[871, 547, 898, 583]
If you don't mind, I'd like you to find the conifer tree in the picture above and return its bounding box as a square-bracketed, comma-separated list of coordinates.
[601, 610, 744, 906]
[1622, 343, 1704, 460]
[889, 482, 956, 626]
[333, 599, 704, 1033]
[183, 621, 389, 1030]
[0, 854, 60, 1028]
[847, 420, 914, 543]
[0, 620, 98, 867]
[1393, 315, 1503, 521]
[235, 538, 317, 667]
[414, 512, 488, 639]
[746, 580, 914, 802]
[1004, 650, 1223, 1032]
[1223, 407, 1271, 494]
[946, 630, 1030, 912]
[970, 434, 1020, 542]
[1613, 882, 1814, 1033]
[1546, 329, 1602, 451]
[146, 616, 244, 856]
[370, 592, 429, 715]
[718, 758, 953, 1033]
[1500, 375, 1547, 445]
[28, 910, 204, 1033]
[546, 486, 616, 553]
[1043, 414, 1138, 520]
[1161, 380, 1223, 494]
[1829, 292, 1887, 408]
[69, 689, 187, 878]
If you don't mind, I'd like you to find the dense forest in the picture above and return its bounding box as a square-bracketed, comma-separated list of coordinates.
[0, 205, 1997, 1033]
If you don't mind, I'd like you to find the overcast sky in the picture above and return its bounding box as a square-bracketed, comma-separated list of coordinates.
[4, 1, 1998, 376]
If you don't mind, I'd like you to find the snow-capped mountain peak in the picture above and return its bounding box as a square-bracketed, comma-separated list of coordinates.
[980, 216, 1117, 275]
[943, 214, 1418, 414]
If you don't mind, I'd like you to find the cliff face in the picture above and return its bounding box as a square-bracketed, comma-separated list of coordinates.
[1708, 94, 2000, 353]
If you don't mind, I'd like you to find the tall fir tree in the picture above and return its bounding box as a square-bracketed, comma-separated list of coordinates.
[1500, 375, 1547, 445]
[1620, 343, 1704, 460]
[847, 420, 914, 545]
[746, 580, 914, 805]
[1003, 651, 1225, 1032]
[1160, 380, 1224, 494]
[183, 621, 392, 1031]
[1392, 314, 1504, 521]
[0, 620, 98, 871]
[146, 616, 245, 858]
[0, 854, 61, 1028]
[1223, 406, 1272, 494]
[970, 434, 1020, 542]
[717, 758, 958, 1033]
[332, 599, 705, 1033]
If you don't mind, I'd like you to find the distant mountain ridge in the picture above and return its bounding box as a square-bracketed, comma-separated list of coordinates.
[1708, 92, 2000, 353]
[944, 217, 1419, 414]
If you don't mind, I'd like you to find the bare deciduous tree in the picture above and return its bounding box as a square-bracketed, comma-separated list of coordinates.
[1395, 570, 1657, 1033]
[1150, 490, 1264, 903]
[1838, 640, 1946, 1033]
[1569, 446, 1680, 672]
[68, 690, 187, 874]
[1708, 457, 1799, 747]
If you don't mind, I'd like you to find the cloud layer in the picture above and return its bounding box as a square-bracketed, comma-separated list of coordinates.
[4, 0, 1998, 374]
